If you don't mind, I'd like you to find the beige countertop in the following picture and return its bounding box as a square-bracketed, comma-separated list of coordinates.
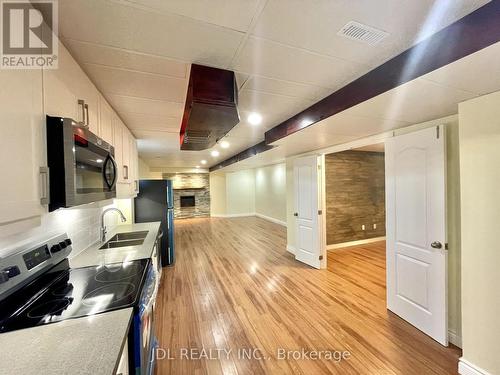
[0, 308, 133, 375]
[70, 222, 161, 268]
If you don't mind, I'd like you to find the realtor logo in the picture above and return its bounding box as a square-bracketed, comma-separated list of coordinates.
[1, 0, 58, 69]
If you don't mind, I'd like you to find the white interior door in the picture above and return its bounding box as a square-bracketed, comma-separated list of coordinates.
[293, 155, 322, 269]
[385, 126, 448, 345]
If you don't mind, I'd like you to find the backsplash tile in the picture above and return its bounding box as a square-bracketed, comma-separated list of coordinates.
[0, 199, 132, 259]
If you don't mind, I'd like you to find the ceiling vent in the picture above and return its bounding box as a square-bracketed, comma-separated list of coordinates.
[338, 21, 389, 46]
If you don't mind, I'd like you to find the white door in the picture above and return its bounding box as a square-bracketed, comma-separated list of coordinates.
[385, 126, 448, 345]
[293, 155, 322, 269]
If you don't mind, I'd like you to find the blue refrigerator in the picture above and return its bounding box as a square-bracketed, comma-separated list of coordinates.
[134, 180, 175, 266]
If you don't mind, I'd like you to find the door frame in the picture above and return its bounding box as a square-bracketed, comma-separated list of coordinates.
[310, 124, 450, 346]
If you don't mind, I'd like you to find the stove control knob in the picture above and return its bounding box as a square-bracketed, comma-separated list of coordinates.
[64, 239, 72, 247]
[51, 244, 62, 253]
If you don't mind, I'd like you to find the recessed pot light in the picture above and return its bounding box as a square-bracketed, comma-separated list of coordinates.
[201, 160, 207, 165]
[248, 112, 262, 125]
[220, 140, 230, 149]
[211, 150, 220, 157]
[196, 165, 200, 168]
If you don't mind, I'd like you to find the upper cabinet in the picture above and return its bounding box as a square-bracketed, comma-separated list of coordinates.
[0, 38, 139, 235]
[43, 41, 99, 134]
[99, 94, 114, 145]
[0, 68, 45, 229]
[44, 41, 139, 199]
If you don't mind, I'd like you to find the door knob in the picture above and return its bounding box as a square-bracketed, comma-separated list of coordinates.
[293, 212, 298, 217]
[431, 241, 443, 249]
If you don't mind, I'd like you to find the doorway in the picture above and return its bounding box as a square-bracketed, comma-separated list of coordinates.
[318, 126, 449, 346]
[324, 144, 386, 250]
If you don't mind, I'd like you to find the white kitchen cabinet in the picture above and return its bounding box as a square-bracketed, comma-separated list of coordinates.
[43, 41, 99, 134]
[0, 68, 45, 228]
[99, 94, 114, 145]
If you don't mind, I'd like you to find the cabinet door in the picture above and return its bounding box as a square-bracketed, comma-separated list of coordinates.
[99, 95, 114, 144]
[43, 41, 78, 120]
[43, 40, 99, 133]
[122, 127, 131, 183]
[0, 69, 44, 226]
[129, 134, 139, 194]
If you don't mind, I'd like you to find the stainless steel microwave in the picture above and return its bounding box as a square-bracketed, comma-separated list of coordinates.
[46, 116, 117, 211]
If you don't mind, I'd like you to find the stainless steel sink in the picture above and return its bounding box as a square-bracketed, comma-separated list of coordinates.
[99, 231, 148, 250]
[107, 231, 149, 242]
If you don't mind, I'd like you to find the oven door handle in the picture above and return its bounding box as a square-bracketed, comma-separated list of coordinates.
[102, 154, 117, 190]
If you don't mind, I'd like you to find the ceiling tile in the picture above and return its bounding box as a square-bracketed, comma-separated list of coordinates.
[252, 0, 489, 66]
[121, 0, 261, 32]
[238, 88, 314, 118]
[421, 41, 500, 95]
[83, 64, 187, 102]
[63, 38, 188, 77]
[106, 94, 184, 118]
[119, 112, 180, 132]
[232, 36, 368, 89]
[345, 78, 477, 124]
[59, 0, 244, 67]
[242, 76, 331, 100]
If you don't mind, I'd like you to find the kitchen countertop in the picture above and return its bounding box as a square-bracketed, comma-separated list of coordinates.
[0, 308, 133, 375]
[70, 222, 161, 268]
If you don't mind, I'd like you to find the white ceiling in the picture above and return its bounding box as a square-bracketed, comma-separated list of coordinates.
[219, 41, 500, 172]
[57, 0, 491, 169]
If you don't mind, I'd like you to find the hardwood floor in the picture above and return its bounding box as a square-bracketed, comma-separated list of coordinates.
[154, 217, 461, 374]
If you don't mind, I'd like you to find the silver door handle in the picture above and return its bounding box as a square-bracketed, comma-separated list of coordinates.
[431, 241, 443, 249]
[78, 99, 85, 125]
[84, 104, 89, 125]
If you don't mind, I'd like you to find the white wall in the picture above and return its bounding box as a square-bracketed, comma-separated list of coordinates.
[225, 169, 256, 216]
[458, 91, 500, 374]
[210, 164, 287, 224]
[209, 173, 227, 216]
[255, 164, 287, 224]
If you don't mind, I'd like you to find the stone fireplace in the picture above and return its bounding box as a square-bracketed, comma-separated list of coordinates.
[163, 173, 210, 219]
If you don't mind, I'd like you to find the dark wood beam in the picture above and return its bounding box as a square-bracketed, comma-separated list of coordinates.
[211, 0, 500, 171]
[209, 141, 274, 172]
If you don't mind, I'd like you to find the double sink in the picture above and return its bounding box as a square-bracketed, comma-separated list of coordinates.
[99, 231, 149, 250]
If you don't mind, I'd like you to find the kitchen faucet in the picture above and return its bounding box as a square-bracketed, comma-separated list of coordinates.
[100, 208, 127, 242]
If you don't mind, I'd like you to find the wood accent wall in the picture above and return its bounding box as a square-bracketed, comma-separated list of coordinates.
[325, 151, 385, 245]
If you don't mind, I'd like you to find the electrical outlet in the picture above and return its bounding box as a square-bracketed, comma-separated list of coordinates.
[361, 225, 365, 231]
[373, 223, 377, 229]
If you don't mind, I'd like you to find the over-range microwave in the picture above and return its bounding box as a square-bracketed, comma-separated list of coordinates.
[46, 116, 117, 212]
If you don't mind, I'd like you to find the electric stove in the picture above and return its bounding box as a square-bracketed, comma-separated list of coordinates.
[0, 235, 149, 333]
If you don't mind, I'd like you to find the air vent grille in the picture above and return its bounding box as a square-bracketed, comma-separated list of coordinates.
[338, 21, 388, 46]
[184, 130, 212, 144]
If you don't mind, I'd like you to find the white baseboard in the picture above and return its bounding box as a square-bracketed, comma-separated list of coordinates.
[210, 213, 256, 218]
[448, 330, 462, 348]
[255, 213, 286, 226]
[459, 358, 491, 375]
[327, 236, 386, 250]
[286, 244, 296, 254]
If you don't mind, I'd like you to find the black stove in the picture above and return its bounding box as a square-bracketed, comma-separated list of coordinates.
[0, 258, 149, 332]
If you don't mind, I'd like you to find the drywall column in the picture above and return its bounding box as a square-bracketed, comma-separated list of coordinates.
[458, 91, 500, 374]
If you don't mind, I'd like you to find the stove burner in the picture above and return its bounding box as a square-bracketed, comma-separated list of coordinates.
[27, 298, 72, 319]
[52, 283, 74, 297]
[95, 263, 142, 282]
[82, 282, 136, 307]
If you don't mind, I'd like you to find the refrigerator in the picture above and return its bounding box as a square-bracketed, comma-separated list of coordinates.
[134, 180, 175, 267]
